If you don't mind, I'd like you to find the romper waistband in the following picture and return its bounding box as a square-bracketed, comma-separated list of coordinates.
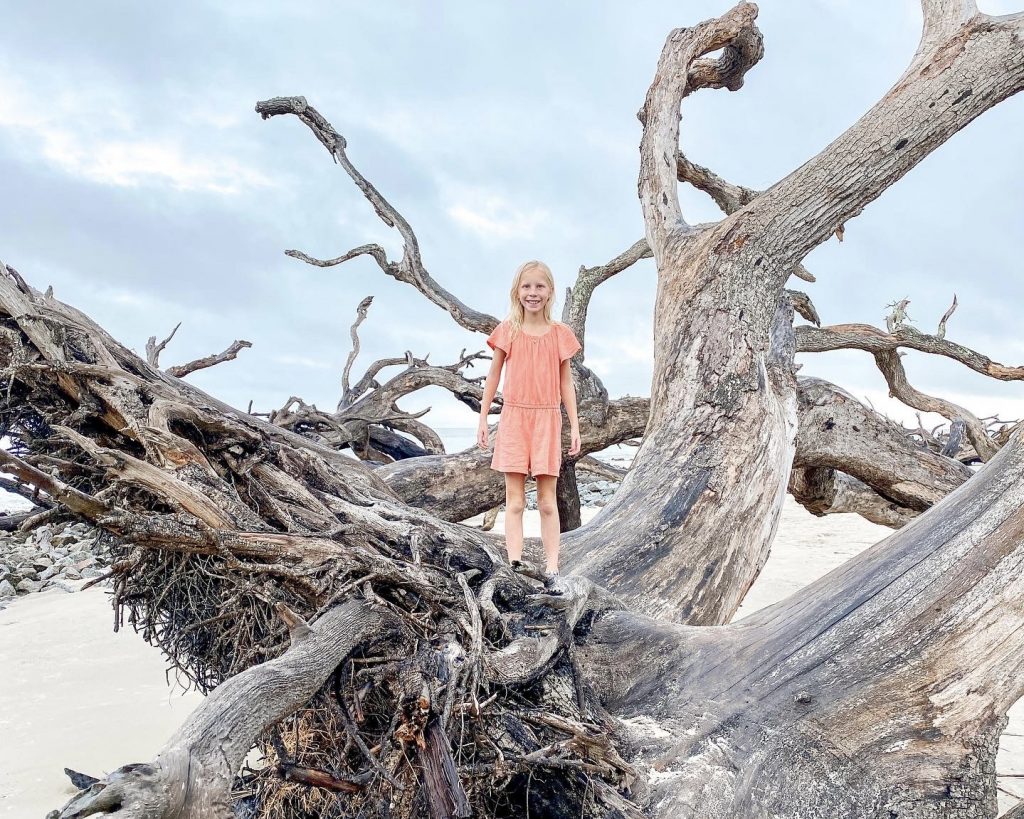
[504, 401, 559, 409]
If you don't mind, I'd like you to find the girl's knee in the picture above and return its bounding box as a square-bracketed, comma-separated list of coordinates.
[537, 497, 558, 516]
[506, 497, 526, 515]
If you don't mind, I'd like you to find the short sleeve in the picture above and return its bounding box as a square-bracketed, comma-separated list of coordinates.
[556, 323, 581, 363]
[486, 321, 511, 355]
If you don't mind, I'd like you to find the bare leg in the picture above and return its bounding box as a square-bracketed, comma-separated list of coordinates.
[503, 472, 527, 563]
[535, 474, 560, 573]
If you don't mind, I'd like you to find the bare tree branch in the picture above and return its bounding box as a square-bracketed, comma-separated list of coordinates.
[0, 475, 53, 510]
[675, 152, 815, 282]
[786, 289, 821, 326]
[340, 295, 373, 409]
[50, 601, 384, 818]
[746, 6, 1024, 283]
[873, 348, 999, 461]
[165, 339, 252, 378]
[146, 321, 181, 367]
[936, 292, 958, 338]
[0, 449, 108, 521]
[257, 96, 499, 334]
[563, 239, 653, 354]
[675, 152, 758, 213]
[285, 243, 389, 271]
[796, 322, 1024, 381]
[795, 309, 1021, 461]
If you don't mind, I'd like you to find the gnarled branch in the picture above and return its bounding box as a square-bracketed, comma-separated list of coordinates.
[257, 96, 499, 334]
[166, 338, 253, 378]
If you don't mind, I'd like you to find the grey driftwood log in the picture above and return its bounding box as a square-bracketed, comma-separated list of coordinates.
[1, 2, 1022, 817]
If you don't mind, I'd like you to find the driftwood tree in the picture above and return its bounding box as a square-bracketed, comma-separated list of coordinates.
[2, 2, 1023, 817]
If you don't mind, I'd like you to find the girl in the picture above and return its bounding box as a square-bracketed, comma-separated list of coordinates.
[477, 260, 582, 583]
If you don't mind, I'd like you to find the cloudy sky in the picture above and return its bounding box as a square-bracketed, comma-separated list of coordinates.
[1, 0, 1021, 441]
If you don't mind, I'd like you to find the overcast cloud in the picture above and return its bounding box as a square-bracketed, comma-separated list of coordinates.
[1, 1, 1021, 437]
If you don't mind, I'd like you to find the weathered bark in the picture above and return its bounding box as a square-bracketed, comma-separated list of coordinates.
[792, 378, 972, 511]
[576, 428, 1024, 817]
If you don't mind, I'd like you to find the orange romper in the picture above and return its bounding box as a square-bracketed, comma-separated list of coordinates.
[486, 319, 581, 478]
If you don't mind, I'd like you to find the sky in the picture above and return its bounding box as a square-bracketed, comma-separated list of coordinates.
[0, 0, 1021, 440]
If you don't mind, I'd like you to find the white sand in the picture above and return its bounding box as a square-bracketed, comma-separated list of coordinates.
[0, 591, 203, 816]
[1, 499, 1021, 814]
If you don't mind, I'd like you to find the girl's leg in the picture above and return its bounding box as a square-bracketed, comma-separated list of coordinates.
[503, 472, 527, 562]
[535, 474, 560, 573]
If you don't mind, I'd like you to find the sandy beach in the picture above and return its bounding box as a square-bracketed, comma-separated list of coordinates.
[1, 499, 1021, 815]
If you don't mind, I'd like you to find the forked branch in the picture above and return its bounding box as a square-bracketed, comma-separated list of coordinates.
[638, 2, 762, 257]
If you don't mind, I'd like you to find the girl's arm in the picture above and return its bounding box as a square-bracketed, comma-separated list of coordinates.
[559, 359, 581, 455]
[477, 350, 506, 448]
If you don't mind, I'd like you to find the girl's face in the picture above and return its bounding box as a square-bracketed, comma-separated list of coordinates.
[518, 269, 551, 315]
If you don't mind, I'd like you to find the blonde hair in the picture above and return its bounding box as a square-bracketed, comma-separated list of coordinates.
[506, 260, 556, 339]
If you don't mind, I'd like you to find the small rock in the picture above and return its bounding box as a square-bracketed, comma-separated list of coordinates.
[16, 578, 40, 594]
[0, 579, 15, 599]
[80, 567, 106, 580]
[75, 557, 97, 571]
[39, 566, 60, 581]
[47, 581, 77, 594]
[32, 531, 54, 550]
[62, 569, 82, 581]
[32, 556, 54, 571]
[51, 533, 79, 547]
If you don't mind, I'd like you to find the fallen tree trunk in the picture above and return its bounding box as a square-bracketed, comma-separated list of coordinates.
[791, 377, 972, 511]
[577, 428, 1024, 817]
[12, 256, 1024, 818]
[788, 466, 919, 528]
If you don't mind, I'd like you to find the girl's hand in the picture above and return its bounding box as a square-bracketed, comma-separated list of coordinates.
[477, 417, 490, 449]
[568, 427, 581, 456]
